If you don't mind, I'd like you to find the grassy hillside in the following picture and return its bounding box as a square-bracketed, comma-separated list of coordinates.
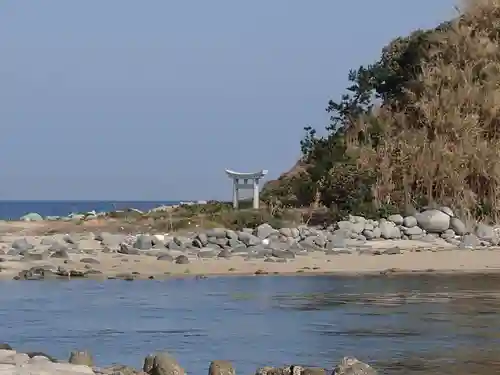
[263, 0, 500, 223]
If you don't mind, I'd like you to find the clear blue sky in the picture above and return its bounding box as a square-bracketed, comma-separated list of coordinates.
[0, 1, 458, 200]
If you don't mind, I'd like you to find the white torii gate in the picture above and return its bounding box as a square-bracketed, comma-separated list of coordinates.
[225, 169, 268, 209]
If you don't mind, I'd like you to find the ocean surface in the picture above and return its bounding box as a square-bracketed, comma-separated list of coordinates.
[0, 201, 182, 220]
[1, 274, 500, 375]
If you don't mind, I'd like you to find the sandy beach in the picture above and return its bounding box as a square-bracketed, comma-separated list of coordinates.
[1, 208, 500, 281]
[1, 235, 500, 280]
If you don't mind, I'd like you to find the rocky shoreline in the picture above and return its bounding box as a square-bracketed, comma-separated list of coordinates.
[2, 207, 500, 281]
[0, 345, 375, 375]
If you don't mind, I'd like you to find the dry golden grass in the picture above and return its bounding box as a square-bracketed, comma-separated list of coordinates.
[352, 0, 500, 223]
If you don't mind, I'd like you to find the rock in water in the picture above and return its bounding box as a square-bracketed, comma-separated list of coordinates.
[415, 209, 450, 233]
[69, 350, 93, 366]
[209, 360, 236, 375]
[144, 352, 185, 375]
[332, 357, 377, 375]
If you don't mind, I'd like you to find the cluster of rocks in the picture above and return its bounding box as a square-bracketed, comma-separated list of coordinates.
[0, 345, 376, 375]
[329, 207, 498, 248]
[124, 206, 500, 254]
[4, 206, 500, 281]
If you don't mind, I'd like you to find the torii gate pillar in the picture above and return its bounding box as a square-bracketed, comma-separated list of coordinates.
[225, 169, 268, 209]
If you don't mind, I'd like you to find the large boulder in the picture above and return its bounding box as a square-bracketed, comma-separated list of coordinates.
[379, 221, 401, 239]
[415, 209, 450, 233]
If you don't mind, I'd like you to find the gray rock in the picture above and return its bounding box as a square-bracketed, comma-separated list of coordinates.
[313, 235, 327, 248]
[403, 216, 418, 228]
[157, 254, 174, 261]
[383, 248, 402, 255]
[167, 241, 184, 250]
[80, 257, 100, 264]
[440, 229, 456, 240]
[95, 232, 124, 248]
[50, 249, 69, 259]
[362, 230, 375, 240]
[439, 206, 455, 217]
[349, 215, 366, 224]
[47, 241, 70, 252]
[404, 226, 423, 236]
[327, 235, 347, 249]
[332, 356, 377, 375]
[446, 238, 461, 246]
[356, 234, 367, 242]
[173, 236, 191, 247]
[175, 255, 190, 264]
[271, 249, 295, 259]
[198, 249, 218, 258]
[194, 233, 208, 247]
[450, 217, 467, 235]
[40, 237, 57, 246]
[337, 221, 353, 231]
[227, 238, 242, 248]
[416, 209, 451, 233]
[218, 249, 232, 258]
[379, 222, 400, 239]
[11, 238, 34, 251]
[409, 234, 425, 241]
[388, 214, 404, 225]
[350, 222, 365, 234]
[238, 232, 261, 246]
[62, 234, 76, 244]
[144, 352, 185, 375]
[300, 236, 323, 251]
[22, 252, 46, 261]
[209, 360, 235, 375]
[421, 234, 440, 243]
[205, 228, 227, 238]
[255, 223, 277, 239]
[151, 236, 166, 248]
[118, 243, 141, 255]
[363, 223, 374, 231]
[279, 228, 293, 237]
[133, 235, 153, 250]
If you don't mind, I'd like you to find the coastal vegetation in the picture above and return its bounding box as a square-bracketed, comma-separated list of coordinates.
[261, 0, 500, 223]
